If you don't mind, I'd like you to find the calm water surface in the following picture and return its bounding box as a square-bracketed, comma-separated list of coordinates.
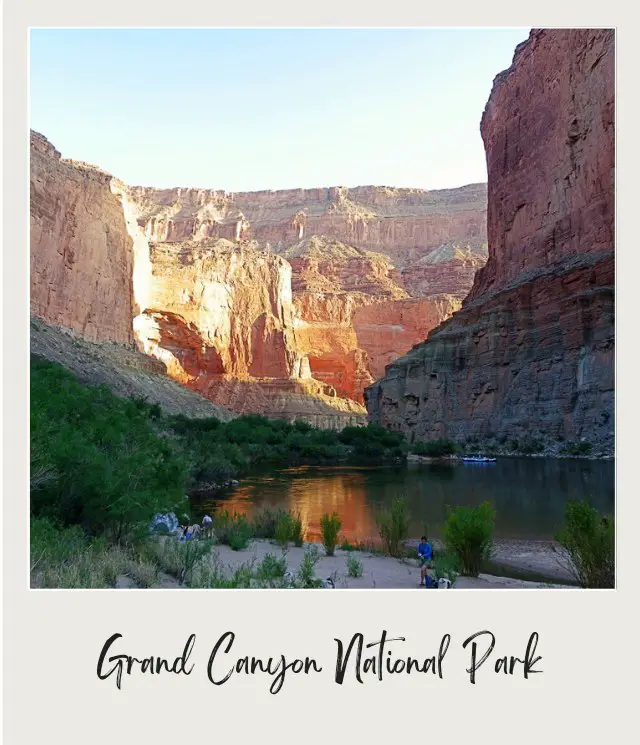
[192, 458, 615, 543]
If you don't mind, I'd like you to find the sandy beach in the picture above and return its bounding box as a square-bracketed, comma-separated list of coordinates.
[132, 538, 576, 590]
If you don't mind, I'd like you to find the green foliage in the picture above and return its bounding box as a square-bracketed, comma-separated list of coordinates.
[433, 552, 460, 585]
[412, 438, 458, 457]
[251, 507, 287, 539]
[30, 359, 187, 542]
[443, 502, 496, 577]
[376, 498, 410, 557]
[212, 510, 253, 550]
[347, 553, 364, 578]
[275, 512, 295, 548]
[519, 437, 545, 454]
[256, 552, 288, 582]
[290, 512, 304, 547]
[339, 539, 357, 552]
[189, 560, 256, 589]
[31, 516, 93, 567]
[338, 424, 407, 463]
[30, 517, 158, 589]
[297, 546, 323, 588]
[555, 501, 614, 588]
[320, 512, 342, 556]
[560, 441, 593, 456]
[140, 536, 214, 584]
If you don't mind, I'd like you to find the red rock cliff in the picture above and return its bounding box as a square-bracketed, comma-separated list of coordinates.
[30, 132, 484, 419]
[366, 29, 615, 452]
[30, 132, 135, 345]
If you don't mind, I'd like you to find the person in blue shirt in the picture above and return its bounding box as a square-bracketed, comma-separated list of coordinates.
[418, 536, 433, 586]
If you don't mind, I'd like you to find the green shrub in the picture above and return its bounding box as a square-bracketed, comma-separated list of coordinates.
[519, 437, 544, 454]
[320, 512, 342, 556]
[256, 552, 288, 581]
[412, 438, 458, 457]
[376, 498, 410, 557]
[347, 553, 364, 578]
[275, 512, 294, 548]
[213, 511, 253, 550]
[339, 539, 357, 552]
[433, 553, 460, 585]
[30, 517, 160, 589]
[443, 502, 495, 577]
[30, 359, 187, 542]
[189, 560, 255, 589]
[290, 512, 304, 547]
[251, 507, 288, 539]
[554, 501, 614, 588]
[30, 516, 91, 568]
[141, 537, 214, 584]
[560, 441, 593, 456]
[228, 522, 253, 551]
[297, 546, 323, 588]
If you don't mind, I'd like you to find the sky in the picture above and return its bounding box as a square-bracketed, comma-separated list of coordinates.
[29, 28, 530, 192]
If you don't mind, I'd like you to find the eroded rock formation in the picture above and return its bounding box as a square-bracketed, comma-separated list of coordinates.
[30, 132, 135, 345]
[366, 29, 615, 451]
[30, 132, 485, 422]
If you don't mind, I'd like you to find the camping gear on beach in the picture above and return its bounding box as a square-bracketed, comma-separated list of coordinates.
[149, 512, 179, 535]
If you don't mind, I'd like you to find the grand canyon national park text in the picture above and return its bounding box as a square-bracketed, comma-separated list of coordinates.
[96, 630, 543, 693]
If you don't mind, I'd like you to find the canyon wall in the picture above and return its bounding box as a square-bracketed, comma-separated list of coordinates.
[30, 132, 135, 345]
[366, 29, 615, 451]
[123, 189, 483, 404]
[127, 182, 488, 274]
[31, 131, 485, 423]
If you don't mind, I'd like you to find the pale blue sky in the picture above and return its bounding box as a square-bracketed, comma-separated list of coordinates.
[30, 28, 530, 192]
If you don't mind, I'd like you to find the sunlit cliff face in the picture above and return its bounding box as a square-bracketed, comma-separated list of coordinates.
[31, 130, 484, 426]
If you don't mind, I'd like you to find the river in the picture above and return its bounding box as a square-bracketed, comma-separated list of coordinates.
[191, 457, 615, 544]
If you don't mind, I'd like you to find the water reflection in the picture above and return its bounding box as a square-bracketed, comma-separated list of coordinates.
[191, 458, 615, 543]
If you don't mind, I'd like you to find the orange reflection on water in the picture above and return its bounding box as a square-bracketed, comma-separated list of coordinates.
[212, 467, 381, 543]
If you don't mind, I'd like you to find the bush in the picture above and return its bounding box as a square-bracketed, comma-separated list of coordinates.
[141, 537, 214, 584]
[412, 438, 458, 457]
[554, 501, 614, 588]
[251, 507, 288, 539]
[443, 502, 495, 577]
[519, 437, 544, 454]
[30, 359, 188, 542]
[320, 512, 342, 556]
[297, 546, 323, 588]
[376, 498, 409, 557]
[290, 512, 304, 547]
[347, 553, 363, 578]
[213, 511, 253, 550]
[433, 553, 460, 585]
[256, 552, 288, 582]
[339, 539, 357, 552]
[30, 517, 159, 589]
[561, 441, 593, 456]
[275, 512, 294, 548]
[189, 560, 255, 589]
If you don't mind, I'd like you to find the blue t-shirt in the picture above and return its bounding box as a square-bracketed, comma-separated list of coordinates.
[418, 542, 432, 560]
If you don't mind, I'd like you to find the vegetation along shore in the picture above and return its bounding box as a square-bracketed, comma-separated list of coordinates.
[30, 358, 614, 590]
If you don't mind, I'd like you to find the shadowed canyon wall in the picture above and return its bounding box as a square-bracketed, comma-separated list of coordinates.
[366, 29, 615, 451]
